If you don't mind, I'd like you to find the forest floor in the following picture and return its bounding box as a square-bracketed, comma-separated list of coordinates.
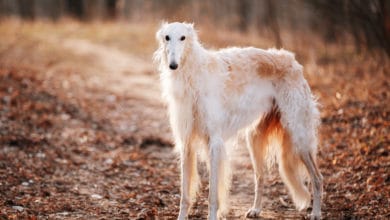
[0, 20, 389, 219]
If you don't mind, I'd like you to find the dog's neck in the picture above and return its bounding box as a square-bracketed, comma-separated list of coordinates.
[180, 41, 208, 73]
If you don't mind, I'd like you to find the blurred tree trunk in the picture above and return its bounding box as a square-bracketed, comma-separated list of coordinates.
[152, 0, 187, 20]
[84, 0, 105, 20]
[237, 0, 251, 32]
[18, 0, 35, 20]
[308, 0, 390, 56]
[50, 0, 65, 21]
[346, 0, 390, 55]
[66, 0, 85, 19]
[212, 0, 222, 26]
[346, 0, 362, 53]
[265, 0, 282, 48]
[35, 0, 64, 20]
[0, 0, 19, 17]
[106, 0, 117, 20]
[116, 0, 129, 20]
[374, 0, 390, 55]
[123, 0, 132, 20]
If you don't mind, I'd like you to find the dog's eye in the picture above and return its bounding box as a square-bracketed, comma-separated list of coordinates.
[180, 36, 185, 41]
[165, 35, 170, 41]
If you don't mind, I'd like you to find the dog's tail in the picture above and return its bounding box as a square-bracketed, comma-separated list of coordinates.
[276, 129, 312, 211]
[275, 53, 321, 210]
[258, 104, 312, 211]
[253, 49, 320, 211]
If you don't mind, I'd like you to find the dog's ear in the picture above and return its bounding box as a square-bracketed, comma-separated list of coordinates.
[185, 23, 195, 35]
[156, 21, 168, 43]
[185, 23, 198, 41]
[185, 23, 194, 30]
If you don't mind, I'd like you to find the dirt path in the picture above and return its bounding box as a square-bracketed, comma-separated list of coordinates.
[62, 38, 160, 104]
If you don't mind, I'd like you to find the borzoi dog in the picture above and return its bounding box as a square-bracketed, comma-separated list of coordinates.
[154, 22, 323, 220]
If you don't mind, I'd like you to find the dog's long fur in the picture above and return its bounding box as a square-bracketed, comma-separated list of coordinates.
[154, 22, 323, 220]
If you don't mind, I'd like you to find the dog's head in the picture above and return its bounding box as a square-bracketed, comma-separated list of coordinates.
[154, 22, 196, 71]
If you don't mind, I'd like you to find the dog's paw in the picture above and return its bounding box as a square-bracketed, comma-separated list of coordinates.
[245, 208, 261, 218]
[177, 209, 188, 220]
[218, 211, 228, 220]
[309, 212, 321, 220]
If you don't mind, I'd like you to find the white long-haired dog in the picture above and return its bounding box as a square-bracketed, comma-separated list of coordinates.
[154, 22, 323, 220]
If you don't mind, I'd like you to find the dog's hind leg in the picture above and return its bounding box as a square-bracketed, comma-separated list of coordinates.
[278, 120, 322, 219]
[278, 131, 311, 211]
[245, 123, 268, 218]
[300, 151, 323, 220]
[273, 62, 322, 218]
[178, 142, 199, 220]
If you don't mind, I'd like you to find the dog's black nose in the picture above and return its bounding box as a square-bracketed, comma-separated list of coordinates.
[169, 63, 178, 70]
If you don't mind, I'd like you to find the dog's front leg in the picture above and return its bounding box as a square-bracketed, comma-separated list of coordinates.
[168, 98, 195, 220]
[208, 137, 225, 220]
[178, 144, 196, 220]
